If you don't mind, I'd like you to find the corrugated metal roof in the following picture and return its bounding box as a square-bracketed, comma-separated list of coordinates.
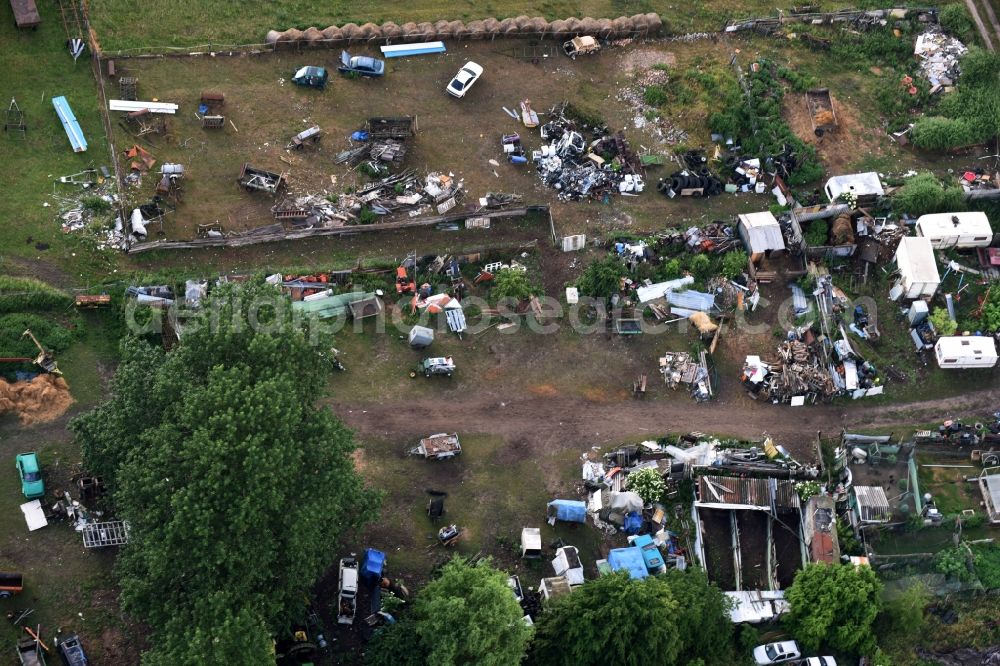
[666, 289, 716, 312]
[52, 96, 87, 152]
[698, 475, 800, 510]
[854, 485, 891, 523]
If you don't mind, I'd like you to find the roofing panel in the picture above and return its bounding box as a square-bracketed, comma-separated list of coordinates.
[52, 96, 87, 152]
[380, 41, 447, 58]
[665, 289, 716, 312]
[854, 485, 891, 523]
[698, 475, 800, 510]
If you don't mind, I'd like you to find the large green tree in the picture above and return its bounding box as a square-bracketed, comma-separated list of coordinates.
[366, 557, 531, 666]
[661, 568, 734, 665]
[576, 255, 627, 298]
[785, 562, 883, 654]
[71, 281, 377, 664]
[528, 572, 683, 666]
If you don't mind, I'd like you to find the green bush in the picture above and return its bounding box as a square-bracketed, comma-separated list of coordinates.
[643, 85, 669, 107]
[972, 544, 1000, 589]
[803, 220, 829, 247]
[358, 207, 378, 225]
[687, 254, 711, 279]
[893, 172, 967, 216]
[929, 307, 957, 336]
[940, 4, 975, 43]
[0, 276, 73, 313]
[911, 116, 979, 151]
[935, 546, 974, 581]
[577, 256, 627, 298]
[0, 313, 81, 359]
[490, 269, 540, 304]
[625, 467, 667, 504]
[81, 196, 113, 214]
[720, 251, 748, 279]
[658, 258, 682, 280]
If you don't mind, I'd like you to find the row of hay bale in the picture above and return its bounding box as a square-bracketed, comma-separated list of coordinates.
[265, 14, 662, 46]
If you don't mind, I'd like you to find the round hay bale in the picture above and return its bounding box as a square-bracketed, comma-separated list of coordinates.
[645, 13, 664, 33]
[265, 30, 283, 45]
[524, 17, 547, 35]
[611, 16, 631, 37]
[499, 18, 518, 35]
[283, 28, 305, 43]
[563, 17, 581, 35]
[466, 20, 486, 39]
[448, 20, 468, 38]
[482, 17, 501, 36]
[321, 26, 344, 42]
[595, 18, 614, 38]
[340, 23, 361, 42]
[398, 22, 419, 42]
[577, 17, 599, 34]
[358, 22, 380, 41]
[549, 19, 570, 38]
[381, 21, 402, 41]
[434, 19, 453, 37]
[415, 21, 436, 40]
[303, 27, 324, 44]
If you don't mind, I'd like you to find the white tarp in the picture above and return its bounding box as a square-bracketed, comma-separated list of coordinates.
[20, 500, 47, 531]
[636, 276, 694, 303]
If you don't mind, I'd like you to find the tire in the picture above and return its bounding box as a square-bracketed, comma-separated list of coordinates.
[656, 180, 668, 192]
[671, 177, 684, 192]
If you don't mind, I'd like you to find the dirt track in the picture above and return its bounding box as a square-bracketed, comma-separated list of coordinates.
[330, 385, 1000, 460]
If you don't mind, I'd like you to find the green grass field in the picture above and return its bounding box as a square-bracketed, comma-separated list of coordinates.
[0, 4, 116, 283]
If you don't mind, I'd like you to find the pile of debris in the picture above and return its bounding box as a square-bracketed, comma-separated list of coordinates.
[334, 116, 415, 174]
[742, 337, 836, 404]
[617, 69, 690, 145]
[271, 170, 464, 227]
[658, 351, 712, 401]
[534, 104, 644, 201]
[959, 168, 999, 193]
[914, 29, 966, 90]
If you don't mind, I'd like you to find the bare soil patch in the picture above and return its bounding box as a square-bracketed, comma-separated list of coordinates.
[783, 91, 885, 176]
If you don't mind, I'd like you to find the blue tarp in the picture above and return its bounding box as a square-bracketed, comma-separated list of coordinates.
[547, 499, 587, 523]
[52, 96, 87, 153]
[361, 548, 386, 584]
[622, 511, 642, 535]
[608, 547, 648, 579]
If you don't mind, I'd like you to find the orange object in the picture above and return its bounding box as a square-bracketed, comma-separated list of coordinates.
[23, 627, 50, 653]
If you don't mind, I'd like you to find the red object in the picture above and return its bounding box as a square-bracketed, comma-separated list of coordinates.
[963, 171, 977, 182]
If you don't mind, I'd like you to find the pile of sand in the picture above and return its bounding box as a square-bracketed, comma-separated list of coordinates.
[0, 374, 74, 425]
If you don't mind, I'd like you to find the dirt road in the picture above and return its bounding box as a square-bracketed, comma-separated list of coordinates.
[330, 385, 1000, 459]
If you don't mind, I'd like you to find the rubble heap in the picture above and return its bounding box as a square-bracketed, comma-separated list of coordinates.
[534, 104, 644, 201]
[271, 170, 464, 227]
[659, 351, 711, 401]
[914, 30, 966, 89]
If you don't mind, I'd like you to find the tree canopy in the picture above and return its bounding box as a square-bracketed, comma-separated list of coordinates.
[528, 572, 683, 666]
[490, 268, 541, 304]
[366, 557, 531, 666]
[785, 563, 883, 654]
[72, 281, 377, 663]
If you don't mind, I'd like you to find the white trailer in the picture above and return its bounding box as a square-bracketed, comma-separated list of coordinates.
[337, 557, 359, 625]
[915, 212, 993, 249]
[934, 336, 998, 369]
[824, 172, 884, 204]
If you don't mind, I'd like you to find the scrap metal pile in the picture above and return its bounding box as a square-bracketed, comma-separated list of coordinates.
[334, 116, 415, 173]
[743, 337, 836, 404]
[659, 351, 711, 401]
[271, 170, 463, 227]
[534, 104, 644, 201]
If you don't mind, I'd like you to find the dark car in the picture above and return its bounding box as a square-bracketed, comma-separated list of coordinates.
[292, 66, 328, 89]
[338, 51, 385, 77]
[57, 633, 89, 666]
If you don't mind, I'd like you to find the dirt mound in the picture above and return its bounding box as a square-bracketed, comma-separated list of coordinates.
[0, 374, 74, 426]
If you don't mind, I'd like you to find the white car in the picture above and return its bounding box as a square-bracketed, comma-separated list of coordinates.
[753, 640, 801, 665]
[447, 61, 483, 98]
[805, 659, 837, 666]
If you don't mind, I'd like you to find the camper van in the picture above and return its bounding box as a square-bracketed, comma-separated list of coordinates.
[915, 212, 993, 249]
[934, 336, 998, 369]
